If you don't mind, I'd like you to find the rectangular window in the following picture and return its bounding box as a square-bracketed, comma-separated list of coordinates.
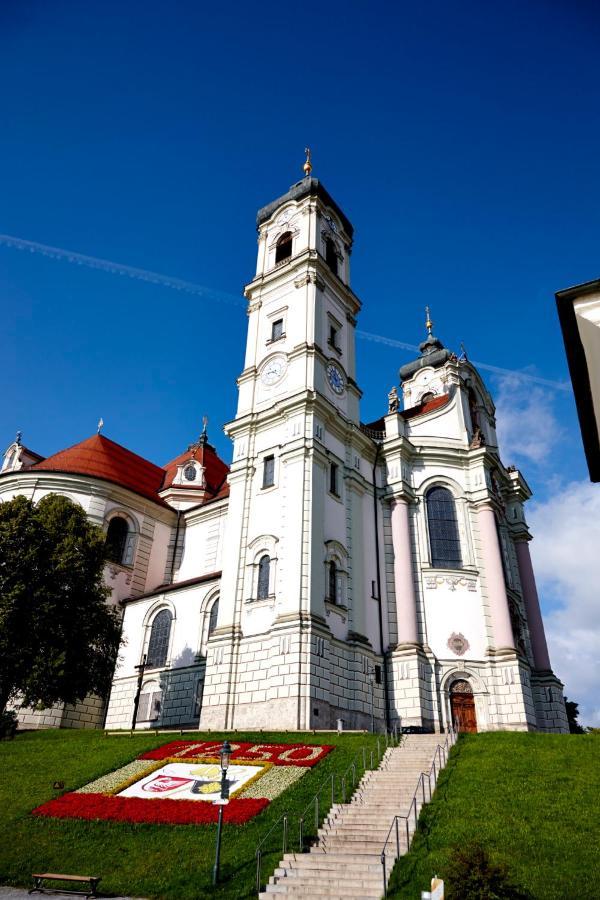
[262, 455, 275, 488]
[328, 324, 338, 348]
[271, 319, 284, 341]
[329, 462, 339, 496]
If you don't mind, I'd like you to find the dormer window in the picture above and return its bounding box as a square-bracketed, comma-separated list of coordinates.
[275, 231, 293, 264]
[184, 464, 197, 481]
[325, 238, 338, 276]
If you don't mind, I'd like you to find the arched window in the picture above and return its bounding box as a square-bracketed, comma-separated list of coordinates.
[208, 599, 219, 636]
[275, 231, 293, 264]
[257, 555, 270, 599]
[105, 517, 129, 565]
[325, 238, 338, 276]
[137, 680, 162, 722]
[328, 561, 337, 603]
[146, 609, 172, 668]
[426, 486, 462, 569]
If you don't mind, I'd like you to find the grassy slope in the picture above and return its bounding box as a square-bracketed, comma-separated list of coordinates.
[388, 733, 600, 900]
[0, 729, 381, 899]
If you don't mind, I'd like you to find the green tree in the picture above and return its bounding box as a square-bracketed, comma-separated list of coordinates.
[0, 494, 121, 719]
[564, 696, 586, 734]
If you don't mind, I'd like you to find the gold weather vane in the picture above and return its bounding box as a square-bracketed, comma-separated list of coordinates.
[425, 306, 434, 336]
[303, 147, 312, 177]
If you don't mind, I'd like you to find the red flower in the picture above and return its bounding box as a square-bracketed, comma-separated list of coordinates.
[32, 793, 269, 825]
[139, 741, 334, 767]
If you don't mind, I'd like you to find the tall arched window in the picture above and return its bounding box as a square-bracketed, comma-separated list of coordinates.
[275, 231, 293, 263]
[328, 561, 337, 603]
[257, 555, 270, 599]
[325, 238, 338, 276]
[208, 599, 219, 636]
[146, 609, 172, 668]
[105, 517, 129, 565]
[426, 486, 462, 569]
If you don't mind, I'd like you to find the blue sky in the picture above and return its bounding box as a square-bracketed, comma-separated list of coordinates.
[1, 0, 599, 720]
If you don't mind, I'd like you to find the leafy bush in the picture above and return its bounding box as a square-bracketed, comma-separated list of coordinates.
[444, 841, 532, 899]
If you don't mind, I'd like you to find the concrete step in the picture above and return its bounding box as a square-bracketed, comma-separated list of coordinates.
[277, 859, 384, 874]
[261, 885, 381, 898]
[271, 871, 382, 887]
[261, 736, 456, 899]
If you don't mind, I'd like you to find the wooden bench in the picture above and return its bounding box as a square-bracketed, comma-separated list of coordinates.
[29, 873, 101, 898]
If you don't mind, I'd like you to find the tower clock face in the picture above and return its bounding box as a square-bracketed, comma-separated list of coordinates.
[260, 355, 287, 386]
[326, 363, 345, 395]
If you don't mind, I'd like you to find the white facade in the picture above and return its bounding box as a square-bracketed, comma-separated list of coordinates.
[0, 175, 568, 734]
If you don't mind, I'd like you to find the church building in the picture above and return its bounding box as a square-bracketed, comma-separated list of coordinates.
[0, 165, 568, 734]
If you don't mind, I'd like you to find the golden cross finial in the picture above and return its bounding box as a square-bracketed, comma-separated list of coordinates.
[425, 306, 433, 335]
[303, 147, 312, 177]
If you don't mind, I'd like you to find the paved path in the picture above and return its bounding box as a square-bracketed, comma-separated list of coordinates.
[1, 888, 142, 899]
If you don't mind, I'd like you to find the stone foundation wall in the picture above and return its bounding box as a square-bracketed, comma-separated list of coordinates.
[105, 664, 205, 730]
[531, 672, 569, 733]
[12, 695, 105, 730]
[388, 650, 540, 733]
[387, 647, 436, 731]
[200, 623, 386, 732]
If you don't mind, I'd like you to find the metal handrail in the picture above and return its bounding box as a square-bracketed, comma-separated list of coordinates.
[255, 735, 397, 894]
[297, 739, 386, 853]
[255, 811, 289, 894]
[379, 728, 457, 898]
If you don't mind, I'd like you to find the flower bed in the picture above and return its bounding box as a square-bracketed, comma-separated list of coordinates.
[34, 739, 332, 826]
[32, 792, 268, 825]
[139, 740, 333, 767]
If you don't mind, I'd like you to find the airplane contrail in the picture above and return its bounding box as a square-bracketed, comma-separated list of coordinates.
[0, 233, 570, 391]
[0, 233, 245, 308]
[356, 330, 571, 392]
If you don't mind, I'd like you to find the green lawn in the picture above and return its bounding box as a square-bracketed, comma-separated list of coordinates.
[388, 733, 600, 900]
[0, 729, 383, 899]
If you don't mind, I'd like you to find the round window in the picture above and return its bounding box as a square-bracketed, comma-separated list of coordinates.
[184, 465, 197, 482]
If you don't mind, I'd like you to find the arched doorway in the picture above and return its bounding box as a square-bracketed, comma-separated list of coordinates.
[450, 679, 477, 733]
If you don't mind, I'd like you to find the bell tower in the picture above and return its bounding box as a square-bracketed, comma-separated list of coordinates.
[199, 157, 386, 732]
[236, 151, 361, 425]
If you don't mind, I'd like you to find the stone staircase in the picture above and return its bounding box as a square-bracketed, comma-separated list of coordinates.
[259, 734, 451, 899]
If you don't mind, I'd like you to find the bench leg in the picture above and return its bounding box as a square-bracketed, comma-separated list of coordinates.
[29, 877, 43, 894]
[86, 877, 100, 898]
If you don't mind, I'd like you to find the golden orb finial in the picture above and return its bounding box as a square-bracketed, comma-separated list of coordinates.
[303, 147, 312, 177]
[425, 306, 434, 335]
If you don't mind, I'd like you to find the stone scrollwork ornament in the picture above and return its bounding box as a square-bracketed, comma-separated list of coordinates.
[447, 632, 470, 656]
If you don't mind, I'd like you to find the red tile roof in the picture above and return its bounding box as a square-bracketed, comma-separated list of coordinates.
[28, 434, 230, 508]
[32, 435, 168, 505]
[401, 394, 450, 420]
[162, 443, 230, 499]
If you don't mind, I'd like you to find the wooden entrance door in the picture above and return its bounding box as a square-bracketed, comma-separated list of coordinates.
[450, 680, 477, 733]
